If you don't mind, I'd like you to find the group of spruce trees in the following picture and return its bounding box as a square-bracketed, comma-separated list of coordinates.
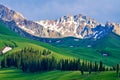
[116, 64, 120, 78]
[0, 48, 114, 73]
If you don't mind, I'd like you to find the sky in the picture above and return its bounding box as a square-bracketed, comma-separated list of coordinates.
[0, 0, 120, 23]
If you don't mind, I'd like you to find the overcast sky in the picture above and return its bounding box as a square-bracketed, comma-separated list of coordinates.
[0, 0, 120, 23]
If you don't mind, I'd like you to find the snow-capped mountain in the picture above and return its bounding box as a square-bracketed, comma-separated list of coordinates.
[37, 15, 115, 39]
[0, 4, 120, 40]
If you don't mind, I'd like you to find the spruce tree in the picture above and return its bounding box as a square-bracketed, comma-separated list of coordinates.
[94, 61, 98, 72]
[116, 64, 119, 78]
[80, 61, 84, 75]
[99, 61, 103, 71]
[89, 62, 92, 74]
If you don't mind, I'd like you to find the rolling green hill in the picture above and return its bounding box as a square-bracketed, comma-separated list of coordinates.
[0, 68, 119, 80]
[48, 33, 120, 66]
[0, 23, 19, 37]
[50, 33, 120, 49]
[94, 33, 120, 49]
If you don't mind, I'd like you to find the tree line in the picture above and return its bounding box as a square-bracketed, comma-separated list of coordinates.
[0, 48, 116, 73]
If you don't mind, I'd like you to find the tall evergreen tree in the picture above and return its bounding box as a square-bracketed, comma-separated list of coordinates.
[116, 64, 119, 78]
[94, 61, 98, 72]
[99, 61, 103, 71]
[89, 62, 92, 74]
[80, 61, 84, 75]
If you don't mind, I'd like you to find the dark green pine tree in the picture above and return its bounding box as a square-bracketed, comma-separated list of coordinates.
[89, 62, 92, 74]
[116, 64, 119, 78]
[94, 61, 98, 72]
[81, 61, 84, 75]
[99, 61, 103, 71]
[1, 58, 6, 68]
[77, 59, 81, 70]
[21, 61, 28, 72]
[81, 69, 84, 75]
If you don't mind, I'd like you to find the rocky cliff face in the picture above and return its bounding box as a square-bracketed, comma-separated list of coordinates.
[0, 4, 120, 39]
[109, 22, 120, 35]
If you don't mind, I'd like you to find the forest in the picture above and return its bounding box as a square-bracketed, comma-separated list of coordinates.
[1, 48, 117, 74]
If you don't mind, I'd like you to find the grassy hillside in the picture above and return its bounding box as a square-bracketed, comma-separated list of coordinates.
[0, 34, 75, 60]
[50, 33, 120, 49]
[94, 33, 120, 49]
[48, 33, 120, 66]
[0, 23, 19, 36]
[0, 68, 119, 80]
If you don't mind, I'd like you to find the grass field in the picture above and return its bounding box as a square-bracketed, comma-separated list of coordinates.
[0, 68, 119, 80]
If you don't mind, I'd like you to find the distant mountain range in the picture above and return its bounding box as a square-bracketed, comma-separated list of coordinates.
[0, 4, 120, 40]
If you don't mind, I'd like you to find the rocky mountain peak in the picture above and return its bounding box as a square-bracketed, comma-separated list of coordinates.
[0, 4, 24, 22]
[37, 14, 105, 39]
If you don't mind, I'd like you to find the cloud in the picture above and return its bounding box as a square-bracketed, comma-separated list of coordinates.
[0, 0, 120, 23]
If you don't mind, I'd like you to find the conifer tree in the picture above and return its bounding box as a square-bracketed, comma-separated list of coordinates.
[94, 61, 98, 72]
[99, 61, 103, 71]
[89, 62, 92, 74]
[116, 64, 119, 78]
